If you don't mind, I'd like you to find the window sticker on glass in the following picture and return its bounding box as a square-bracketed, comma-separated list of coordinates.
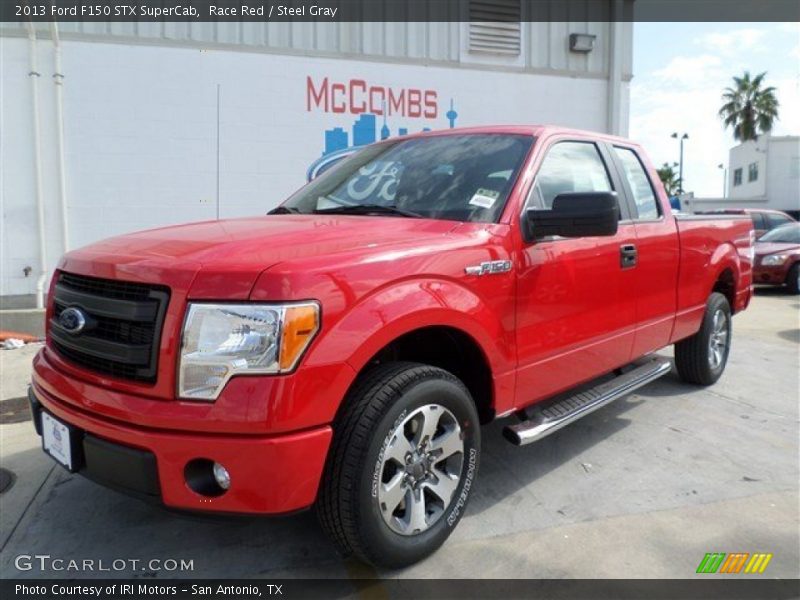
[469, 188, 500, 209]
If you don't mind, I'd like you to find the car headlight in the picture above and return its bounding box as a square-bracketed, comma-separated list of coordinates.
[761, 254, 788, 266]
[178, 302, 319, 401]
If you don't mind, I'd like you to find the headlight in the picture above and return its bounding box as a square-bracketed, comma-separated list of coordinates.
[761, 254, 788, 266]
[178, 302, 319, 400]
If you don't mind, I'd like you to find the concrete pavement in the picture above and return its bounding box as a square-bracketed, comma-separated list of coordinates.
[1, 289, 798, 579]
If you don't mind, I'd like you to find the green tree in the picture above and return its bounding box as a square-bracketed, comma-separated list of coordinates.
[719, 71, 779, 142]
[656, 162, 680, 196]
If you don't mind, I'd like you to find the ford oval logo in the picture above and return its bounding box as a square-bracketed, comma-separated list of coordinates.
[58, 307, 87, 334]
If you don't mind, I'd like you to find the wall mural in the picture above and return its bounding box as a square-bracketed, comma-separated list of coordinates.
[304, 76, 459, 180]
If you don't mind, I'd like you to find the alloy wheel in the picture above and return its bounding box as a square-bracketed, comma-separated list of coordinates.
[377, 404, 464, 535]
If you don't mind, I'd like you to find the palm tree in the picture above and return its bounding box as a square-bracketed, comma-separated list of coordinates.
[719, 71, 779, 142]
[656, 163, 680, 197]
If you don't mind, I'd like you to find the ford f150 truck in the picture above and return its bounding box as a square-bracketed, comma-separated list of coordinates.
[29, 126, 753, 567]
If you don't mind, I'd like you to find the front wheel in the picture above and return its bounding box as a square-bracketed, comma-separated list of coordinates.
[317, 362, 480, 568]
[674, 292, 732, 385]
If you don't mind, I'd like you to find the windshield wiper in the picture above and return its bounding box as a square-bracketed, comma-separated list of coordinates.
[267, 205, 302, 215]
[313, 204, 422, 218]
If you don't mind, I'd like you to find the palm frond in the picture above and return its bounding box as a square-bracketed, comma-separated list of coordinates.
[719, 70, 780, 141]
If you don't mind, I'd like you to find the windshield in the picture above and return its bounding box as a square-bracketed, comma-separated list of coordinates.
[281, 134, 533, 222]
[759, 223, 800, 244]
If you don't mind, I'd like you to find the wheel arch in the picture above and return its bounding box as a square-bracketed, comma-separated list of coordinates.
[351, 325, 495, 423]
[306, 278, 511, 425]
[708, 243, 740, 313]
[712, 266, 736, 310]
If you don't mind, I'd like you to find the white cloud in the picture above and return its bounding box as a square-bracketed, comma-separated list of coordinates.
[770, 76, 800, 135]
[630, 83, 731, 197]
[696, 28, 766, 55]
[777, 23, 800, 35]
[652, 55, 723, 87]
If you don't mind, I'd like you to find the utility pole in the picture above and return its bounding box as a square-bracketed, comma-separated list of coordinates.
[718, 163, 727, 197]
[672, 132, 689, 193]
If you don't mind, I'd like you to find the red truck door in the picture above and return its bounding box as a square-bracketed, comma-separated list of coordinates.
[607, 144, 680, 357]
[514, 139, 638, 408]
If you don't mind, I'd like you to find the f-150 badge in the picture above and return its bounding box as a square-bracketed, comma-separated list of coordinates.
[464, 260, 513, 276]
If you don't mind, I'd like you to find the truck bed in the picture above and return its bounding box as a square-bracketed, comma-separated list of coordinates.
[672, 214, 753, 342]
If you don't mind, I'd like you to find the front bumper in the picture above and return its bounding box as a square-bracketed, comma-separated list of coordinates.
[753, 264, 789, 285]
[28, 383, 332, 514]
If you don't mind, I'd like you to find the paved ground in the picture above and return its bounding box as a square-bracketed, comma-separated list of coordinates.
[1, 288, 798, 580]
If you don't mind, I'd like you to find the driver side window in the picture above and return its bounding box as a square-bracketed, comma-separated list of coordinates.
[529, 141, 614, 210]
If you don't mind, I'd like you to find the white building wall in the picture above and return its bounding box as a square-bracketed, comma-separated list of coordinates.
[0, 20, 632, 299]
[727, 136, 800, 212]
[764, 137, 800, 212]
[686, 135, 800, 215]
[729, 140, 767, 199]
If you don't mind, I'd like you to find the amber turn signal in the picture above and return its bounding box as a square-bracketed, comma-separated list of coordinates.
[279, 304, 320, 370]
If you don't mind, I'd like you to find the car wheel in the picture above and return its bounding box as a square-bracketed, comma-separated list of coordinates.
[786, 263, 800, 295]
[317, 362, 480, 568]
[674, 292, 732, 386]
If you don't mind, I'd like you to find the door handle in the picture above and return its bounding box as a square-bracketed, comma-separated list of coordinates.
[620, 244, 638, 269]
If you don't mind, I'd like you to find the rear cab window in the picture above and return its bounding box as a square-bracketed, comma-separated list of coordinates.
[612, 146, 661, 220]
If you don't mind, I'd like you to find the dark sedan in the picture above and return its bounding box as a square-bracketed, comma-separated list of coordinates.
[754, 223, 800, 294]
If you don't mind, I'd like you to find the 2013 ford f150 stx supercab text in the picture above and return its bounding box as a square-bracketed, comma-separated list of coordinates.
[29, 126, 753, 567]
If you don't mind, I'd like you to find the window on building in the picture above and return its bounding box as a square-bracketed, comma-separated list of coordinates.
[468, 0, 521, 55]
[733, 168, 743, 186]
[613, 147, 661, 220]
[748, 162, 759, 182]
[528, 142, 614, 212]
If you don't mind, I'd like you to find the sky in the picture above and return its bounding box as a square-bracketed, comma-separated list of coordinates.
[630, 22, 800, 197]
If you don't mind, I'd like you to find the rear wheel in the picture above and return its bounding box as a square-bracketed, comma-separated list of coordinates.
[786, 263, 800, 295]
[317, 362, 480, 568]
[674, 292, 732, 385]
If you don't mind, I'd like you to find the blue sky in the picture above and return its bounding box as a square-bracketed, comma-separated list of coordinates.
[631, 22, 799, 197]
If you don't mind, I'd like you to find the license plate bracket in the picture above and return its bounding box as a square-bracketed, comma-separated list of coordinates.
[41, 411, 83, 472]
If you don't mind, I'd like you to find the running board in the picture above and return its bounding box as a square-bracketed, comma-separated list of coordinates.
[503, 356, 672, 446]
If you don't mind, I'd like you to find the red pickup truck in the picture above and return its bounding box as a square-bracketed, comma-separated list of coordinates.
[29, 126, 753, 567]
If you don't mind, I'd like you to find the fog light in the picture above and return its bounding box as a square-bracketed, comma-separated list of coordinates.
[184, 458, 228, 497]
[213, 462, 231, 490]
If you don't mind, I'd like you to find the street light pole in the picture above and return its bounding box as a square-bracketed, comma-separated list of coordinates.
[718, 163, 727, 197]
[672, 132, 689, 193]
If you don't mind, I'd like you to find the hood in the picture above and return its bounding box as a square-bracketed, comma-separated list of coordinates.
[59, 215, 458, 299]
[754, 241, 800, 258]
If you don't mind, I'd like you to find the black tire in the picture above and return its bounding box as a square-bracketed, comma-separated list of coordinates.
[674, 292, 732, 386]
[786, 263, 800, 295]
[317, 362, 480, 568]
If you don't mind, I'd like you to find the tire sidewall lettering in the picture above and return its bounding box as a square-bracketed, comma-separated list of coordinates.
[372, 409, 408, 499]
[446, 446, 477, 527]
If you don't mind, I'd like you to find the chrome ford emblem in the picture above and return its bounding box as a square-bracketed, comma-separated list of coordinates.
[58, 307, 87, 334]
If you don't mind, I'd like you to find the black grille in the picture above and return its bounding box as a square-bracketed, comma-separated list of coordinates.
[57, 272, 156, 301]
[51, 272, 170, 383]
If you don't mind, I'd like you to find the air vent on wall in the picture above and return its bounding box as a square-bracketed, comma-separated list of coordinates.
[468, 0, 522, 56]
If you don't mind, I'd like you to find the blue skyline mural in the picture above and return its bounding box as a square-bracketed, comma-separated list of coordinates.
[308, 98, 460, 181]
[320, 99, 459, 157]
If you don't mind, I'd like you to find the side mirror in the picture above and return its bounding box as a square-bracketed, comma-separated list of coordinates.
[525, 192, 619, 240]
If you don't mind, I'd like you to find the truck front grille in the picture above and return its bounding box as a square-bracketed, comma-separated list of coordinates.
[50, 272, 170, 384]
